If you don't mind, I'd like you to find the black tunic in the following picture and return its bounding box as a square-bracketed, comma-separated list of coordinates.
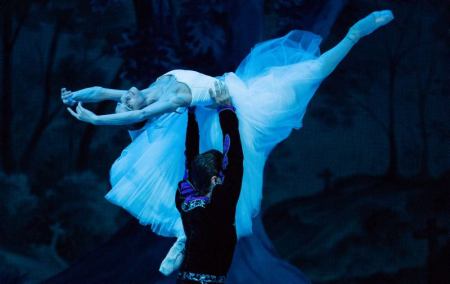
[175, 108, 244, 278]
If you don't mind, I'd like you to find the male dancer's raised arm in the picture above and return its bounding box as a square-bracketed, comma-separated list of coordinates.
[213, 105, 244, 207]
[185, 109, 200, 172]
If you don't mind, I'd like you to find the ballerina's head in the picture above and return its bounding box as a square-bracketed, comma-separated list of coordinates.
[119, 86, 147, 111]
[118, 78, 168, 112]
[190, 150, 224, 195]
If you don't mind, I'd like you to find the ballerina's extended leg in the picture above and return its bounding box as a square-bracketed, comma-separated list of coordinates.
[315, 10, 394, 77]
[159, 235, 186, 276]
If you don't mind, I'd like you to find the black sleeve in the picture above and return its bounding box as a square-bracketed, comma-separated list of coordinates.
[185, 109, 199, 170]
[213, 108, 244, 206]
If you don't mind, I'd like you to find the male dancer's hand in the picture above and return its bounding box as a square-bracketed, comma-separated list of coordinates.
[209, 80, 231, 106]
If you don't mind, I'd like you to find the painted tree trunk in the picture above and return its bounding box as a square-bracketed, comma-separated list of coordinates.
[1, 8, 15, 173]
[20, 20, 62, 171]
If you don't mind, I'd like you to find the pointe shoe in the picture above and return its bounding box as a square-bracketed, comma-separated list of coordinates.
[347, 10, 394, 42]
[159, 237, 186, 276]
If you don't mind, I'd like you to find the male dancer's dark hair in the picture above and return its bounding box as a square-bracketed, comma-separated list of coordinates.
[190, 150, 223, 194]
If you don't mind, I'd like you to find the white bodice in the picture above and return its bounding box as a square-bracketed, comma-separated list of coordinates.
[164, 69, 218, 106]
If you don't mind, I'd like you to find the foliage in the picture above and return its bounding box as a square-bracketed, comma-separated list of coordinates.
[89, 0, 123, 14]
[0, 257, 27, 284]
[0, 173, 38, 246]
[264, 0, 332, 34]
[308, 0, 449, 178]
[264, 173, 450, 282]
[110, 30, 180, 87]
[180, 0, 228, 60]
[42, 171, 123, 260]
[108, 0, 231, 86]
[0, 170, 123, 263]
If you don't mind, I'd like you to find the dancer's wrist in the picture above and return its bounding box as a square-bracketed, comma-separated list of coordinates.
[345, 30, 359, 44]
[217, 104, 235, 113]
[96, 86, 104, 98]
[90, 115, 103, 125]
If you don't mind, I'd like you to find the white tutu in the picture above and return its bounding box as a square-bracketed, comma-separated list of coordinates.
[106, 30, 326, 238]
[106, 111, 187, 237]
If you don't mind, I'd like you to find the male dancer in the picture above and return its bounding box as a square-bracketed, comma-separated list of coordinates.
[175, 88, 243, 283]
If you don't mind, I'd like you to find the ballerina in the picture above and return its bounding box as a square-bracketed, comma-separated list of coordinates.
[63, 10, 394, 276]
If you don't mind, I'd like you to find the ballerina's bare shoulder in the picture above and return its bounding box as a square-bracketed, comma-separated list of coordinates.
[154, 73, 191, 97]
[162, 69, 218, 92]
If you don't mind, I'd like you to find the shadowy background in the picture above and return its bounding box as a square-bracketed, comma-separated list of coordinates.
[1, 0, 449, 283]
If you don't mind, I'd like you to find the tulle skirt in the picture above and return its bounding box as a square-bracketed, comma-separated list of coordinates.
[106, 30, 325, 238]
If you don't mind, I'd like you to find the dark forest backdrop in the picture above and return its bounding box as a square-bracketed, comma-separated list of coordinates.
[0, 0, 449, 283]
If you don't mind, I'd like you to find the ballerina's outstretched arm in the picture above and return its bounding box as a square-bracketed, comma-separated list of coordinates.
[61, 85, 161, 107]
[314, 10, 394, 78]
[61, 86, 132, 105]
[66, 92, 190, 126]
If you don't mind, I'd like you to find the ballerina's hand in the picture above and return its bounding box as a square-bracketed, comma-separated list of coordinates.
[62, 86, 102, 105]
[209, 80, 231, 106]
[61, 87, 76, 106]
[66, 102, 98, 124]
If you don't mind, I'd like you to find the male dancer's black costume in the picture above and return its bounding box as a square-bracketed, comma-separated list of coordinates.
[175, 107, 244, 284]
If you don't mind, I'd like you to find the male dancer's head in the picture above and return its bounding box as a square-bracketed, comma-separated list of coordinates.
[189, 150, 224, 195]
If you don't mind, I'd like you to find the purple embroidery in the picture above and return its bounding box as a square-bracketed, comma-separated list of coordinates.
[179, 180, 210, 212]
[185, 195, 209, 204]
[222, 134, 230, 170]
[218, 134, 231, 181]
[180, 180, 195, 195]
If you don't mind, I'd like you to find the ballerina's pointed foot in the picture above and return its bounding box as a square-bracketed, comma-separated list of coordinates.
[159, 237, 186, 276]
[348, 10, 394, 42]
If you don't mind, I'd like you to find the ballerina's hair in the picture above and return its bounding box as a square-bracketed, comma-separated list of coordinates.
[190, 149, 224, 194]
